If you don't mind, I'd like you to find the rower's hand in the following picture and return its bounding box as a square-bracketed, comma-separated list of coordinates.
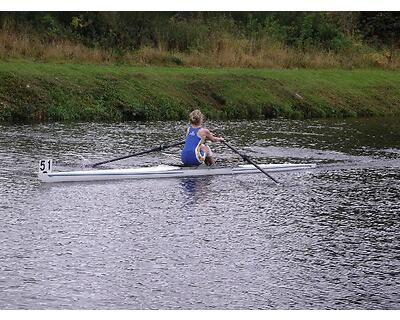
[218, 137, 224, 142]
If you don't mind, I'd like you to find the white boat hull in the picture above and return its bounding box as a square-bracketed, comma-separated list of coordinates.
[38, 163, 317, 183]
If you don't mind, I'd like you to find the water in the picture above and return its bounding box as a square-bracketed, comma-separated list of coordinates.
[0, 118, 399, 309]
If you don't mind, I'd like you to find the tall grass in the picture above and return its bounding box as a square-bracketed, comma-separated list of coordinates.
[0, 29, 398, 69]
[0, 29, 113, 64]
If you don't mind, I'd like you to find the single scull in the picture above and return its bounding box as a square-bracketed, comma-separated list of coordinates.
[38, 159, 316, 183]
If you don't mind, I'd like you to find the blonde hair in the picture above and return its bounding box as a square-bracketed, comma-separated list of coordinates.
[189, 109, 204, 125]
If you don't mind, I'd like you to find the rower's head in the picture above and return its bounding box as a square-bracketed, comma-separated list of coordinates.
[189, 109, 204, 126]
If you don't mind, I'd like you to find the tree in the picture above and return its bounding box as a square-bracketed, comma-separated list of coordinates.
[359, 12, 400, 64]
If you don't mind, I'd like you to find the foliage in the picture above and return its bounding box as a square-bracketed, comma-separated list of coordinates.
[358, 12, 400, 64]
[2, 12, 399, 69]
[0, 12, 397, 54]
[359, 12, 400, 48]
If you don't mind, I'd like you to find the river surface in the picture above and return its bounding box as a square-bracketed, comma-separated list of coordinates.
[0, 118, 399, 309]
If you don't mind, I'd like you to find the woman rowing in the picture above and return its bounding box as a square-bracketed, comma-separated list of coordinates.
[181, 110, 224, 166]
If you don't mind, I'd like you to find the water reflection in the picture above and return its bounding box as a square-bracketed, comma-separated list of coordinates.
[179, 177, 214, 206]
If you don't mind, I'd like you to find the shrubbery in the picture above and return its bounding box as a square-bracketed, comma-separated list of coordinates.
[0, 12, 399, 68]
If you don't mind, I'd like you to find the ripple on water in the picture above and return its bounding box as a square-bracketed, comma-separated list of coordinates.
[0, 118, 399, 309]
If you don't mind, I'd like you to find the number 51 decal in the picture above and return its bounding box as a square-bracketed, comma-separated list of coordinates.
[39, 159, 52, 173]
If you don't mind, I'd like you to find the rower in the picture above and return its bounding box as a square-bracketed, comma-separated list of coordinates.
[181, 110, 224, 166]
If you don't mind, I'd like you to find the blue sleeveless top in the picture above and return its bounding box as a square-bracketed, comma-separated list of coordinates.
[181, 126, 206, 166]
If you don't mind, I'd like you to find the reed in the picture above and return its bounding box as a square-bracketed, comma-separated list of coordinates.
[1, 29, 398, 69]
[0, 30, 114, 64]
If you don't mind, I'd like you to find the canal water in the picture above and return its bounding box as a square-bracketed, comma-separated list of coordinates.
[0, 118, 399, 309]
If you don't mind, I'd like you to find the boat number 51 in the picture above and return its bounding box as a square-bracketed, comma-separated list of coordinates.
[39, 159, 52, 173]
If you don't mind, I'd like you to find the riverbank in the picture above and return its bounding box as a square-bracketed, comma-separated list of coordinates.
[0, 61, 399, 123]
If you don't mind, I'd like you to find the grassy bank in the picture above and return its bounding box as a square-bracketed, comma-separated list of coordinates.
[0, 61, 399, 123]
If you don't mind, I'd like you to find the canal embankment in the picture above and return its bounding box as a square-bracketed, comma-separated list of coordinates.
[1, 61, 399, 123]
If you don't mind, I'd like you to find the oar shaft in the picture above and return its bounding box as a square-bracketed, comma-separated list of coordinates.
[92, 140, 185, 167]
[222, 140, 278, 184]
[222, 141, 240, 154]
[243, 156, 279, 184]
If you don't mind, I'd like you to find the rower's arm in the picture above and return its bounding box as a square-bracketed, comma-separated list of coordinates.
[201, 128, 224, 142]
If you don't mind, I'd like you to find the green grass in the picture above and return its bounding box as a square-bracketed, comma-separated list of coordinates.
[0, 60, 400, 123]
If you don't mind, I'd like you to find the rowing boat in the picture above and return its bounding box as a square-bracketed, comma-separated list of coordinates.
[38, 159, 316, 183]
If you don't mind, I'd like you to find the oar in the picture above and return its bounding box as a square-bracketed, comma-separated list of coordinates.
[222, 140, 279, 184]
[92, 140, 185, 167]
